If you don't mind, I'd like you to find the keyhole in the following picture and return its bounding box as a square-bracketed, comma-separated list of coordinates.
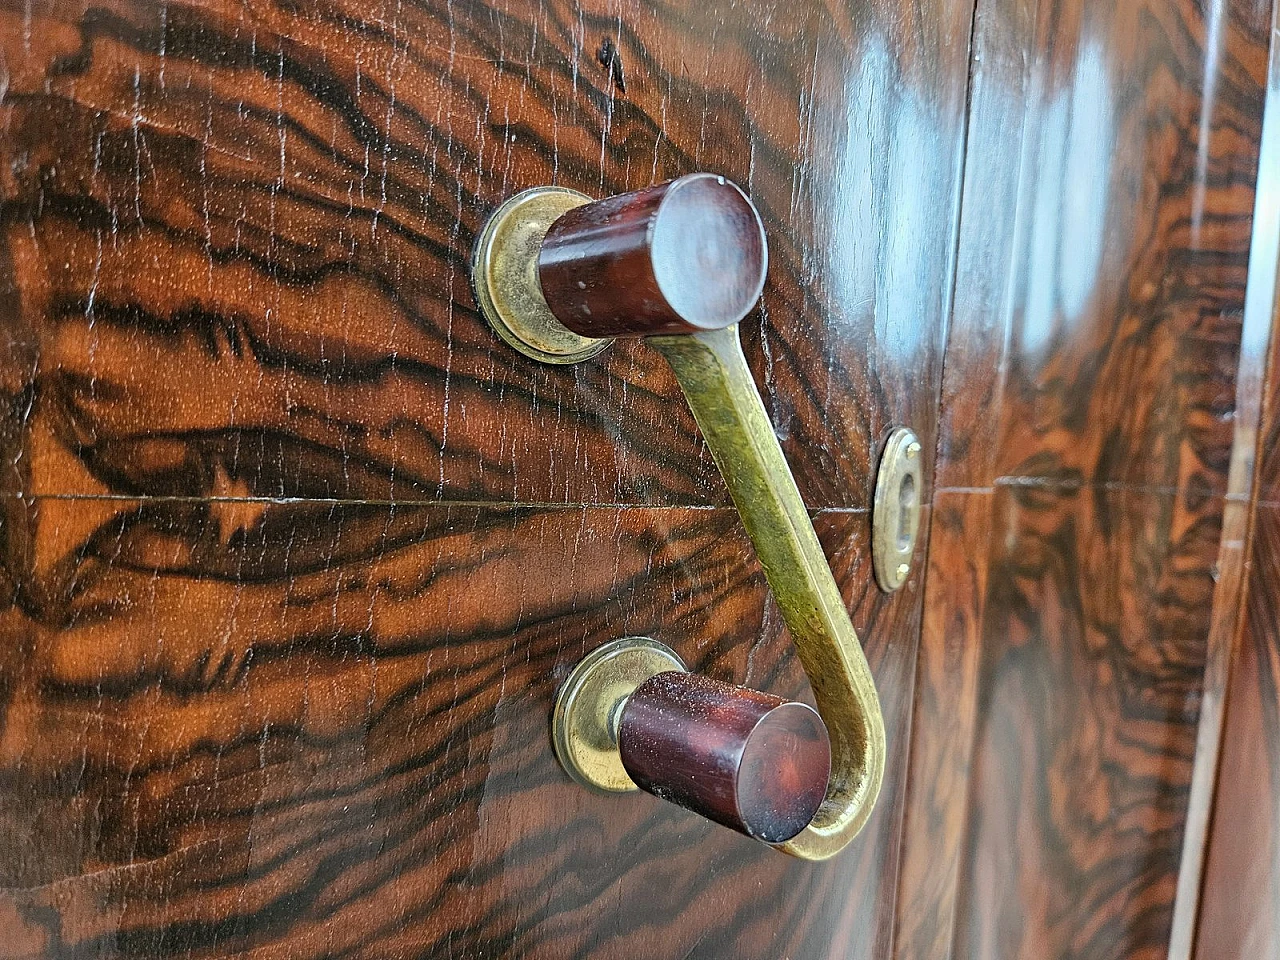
[897, 473, 916, 551]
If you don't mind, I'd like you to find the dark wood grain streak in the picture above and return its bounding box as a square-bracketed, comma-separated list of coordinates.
[986, 0, 1269, 498]
[1183, 5, 1280, 948]
[0, 0, 970, 952]
[895, 491, 993, 960]
[1168, 0, 1280, 947]
[954, 484, 1220, 960]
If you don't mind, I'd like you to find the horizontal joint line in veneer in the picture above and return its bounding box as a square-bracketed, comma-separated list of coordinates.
[994, 476, 1229, 499]
[0, 493, 872, 515]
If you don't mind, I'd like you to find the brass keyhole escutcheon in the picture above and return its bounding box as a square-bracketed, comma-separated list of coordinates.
[872, 427, 924, 593]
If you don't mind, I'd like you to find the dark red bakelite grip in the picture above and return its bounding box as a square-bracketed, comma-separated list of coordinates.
[618, 672, 831, 844]
[537, 173, 768, 338]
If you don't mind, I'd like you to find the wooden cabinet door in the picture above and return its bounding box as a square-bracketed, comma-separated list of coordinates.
[4, 0, 1275, 956]
[0, 0, 971, 957]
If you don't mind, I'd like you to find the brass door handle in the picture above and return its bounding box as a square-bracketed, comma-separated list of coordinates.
[472, 175, 885, 860]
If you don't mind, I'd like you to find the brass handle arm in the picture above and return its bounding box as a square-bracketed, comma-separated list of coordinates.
[650, 327, 884, 859]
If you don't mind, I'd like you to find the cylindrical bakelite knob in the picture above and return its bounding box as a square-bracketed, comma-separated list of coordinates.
[537, 174, 768, 338]
[618, 671, 831, 844]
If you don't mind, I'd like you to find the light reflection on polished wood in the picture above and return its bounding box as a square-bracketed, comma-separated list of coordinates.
[897, 0, 1272, 957]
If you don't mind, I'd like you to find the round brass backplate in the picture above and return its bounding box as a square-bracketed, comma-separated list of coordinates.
[872, 427, 924, 592]
[471, 186, 612, 364]
[552, 637, 686, 793]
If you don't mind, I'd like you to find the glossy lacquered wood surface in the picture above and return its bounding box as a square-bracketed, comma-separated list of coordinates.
[1189, 3, 1280, 948]
[9, 0, 1274, 953]
[0, 497, 929, 959]
[962, 486, 1220, 959]
[0, 0, 965, 511]
[0, 0, 969, 955]
[895, 490, 992, 960]
[896, 0, 1273, 957]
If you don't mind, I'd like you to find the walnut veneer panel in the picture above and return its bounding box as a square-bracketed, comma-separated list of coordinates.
[953, 484, 1219, 960]
[0, 496, 926, 959]
[898, 0, 1271, 957]
[0, 0, 969, 508]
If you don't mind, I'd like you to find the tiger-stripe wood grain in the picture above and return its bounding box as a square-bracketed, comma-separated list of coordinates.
[954, 484, 1223, 960]
[1187, 8, 1280, 948]
[9, 0, 1278, 953]
[1, 0, 971, 951]
[0, 496, 928, 959]
[0, 0, 967, 510]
